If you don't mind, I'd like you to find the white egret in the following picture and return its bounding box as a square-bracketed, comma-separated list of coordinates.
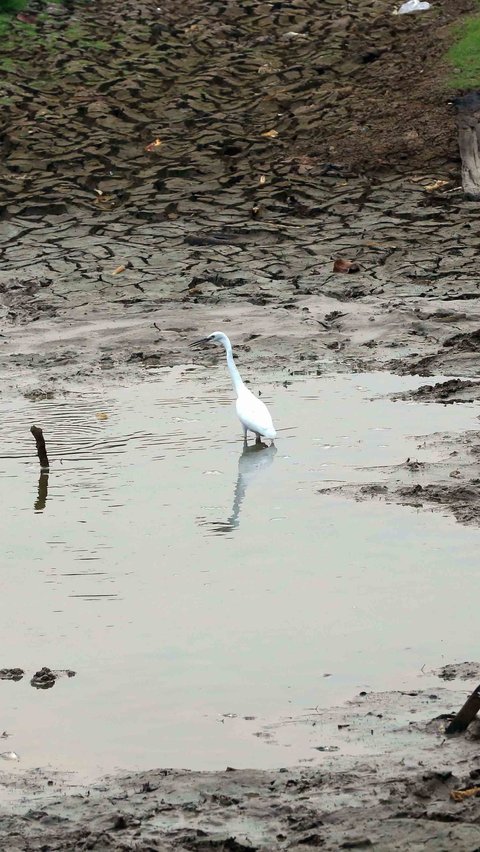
[190, 332, 277, 444]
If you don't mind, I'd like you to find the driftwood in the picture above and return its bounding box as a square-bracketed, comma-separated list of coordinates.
[446, 683, 480, 735]
[456, 93, 480, 200]
[30, 425, 49, 470]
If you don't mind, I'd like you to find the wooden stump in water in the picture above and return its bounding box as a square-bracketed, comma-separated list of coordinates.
[30, 425, 49, 470]
[456, 93, 480, 200]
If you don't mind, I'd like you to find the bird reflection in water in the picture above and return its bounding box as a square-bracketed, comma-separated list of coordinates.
[206, 441, 277, 535]
[34, 470, 49, 512]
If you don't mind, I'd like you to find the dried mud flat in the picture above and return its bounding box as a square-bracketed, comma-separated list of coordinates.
[2, 0, 480, 847]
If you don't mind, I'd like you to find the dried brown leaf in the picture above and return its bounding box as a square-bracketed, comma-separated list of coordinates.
[145, 138, 163, 152]
[451, 786, 480, 802]
[425, 179, 449, 193]
[333, 258, 360, 273]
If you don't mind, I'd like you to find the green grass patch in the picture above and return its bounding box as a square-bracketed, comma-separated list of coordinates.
[0, 0, 28, 36]
[446, 13, 480, 89]
[64, 25, 110, 50]
[89, 39, 109, 50]
[0, 0, 26, 12]
[0, 0, 66, 38]
[64, 23, 87, 39]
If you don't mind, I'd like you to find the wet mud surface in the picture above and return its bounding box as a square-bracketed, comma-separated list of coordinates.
[2, 0, 480, 847]
[3, 682, 480, 850]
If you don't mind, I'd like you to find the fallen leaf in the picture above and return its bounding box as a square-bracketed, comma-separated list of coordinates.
[0, 751, 19, 761]
[95, 412, 109, 421]
[261, 129, 278, 138]
[111, 265, 126, 275]
[425, 179, 449, 192]
[451, 786, 480, 802]
[259, 175, 266, 185]
[333, 258, 360, 273]
[94, 194, 115, 209]
[145, 138, 163, 152]
[258, 62, 278, 74]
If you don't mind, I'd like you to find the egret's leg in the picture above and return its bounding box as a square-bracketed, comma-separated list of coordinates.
[255, 433, 262, 445]
[243, 426, 248, 446]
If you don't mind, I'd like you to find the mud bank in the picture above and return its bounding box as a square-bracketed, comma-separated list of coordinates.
[320, 420, 480, 527]
[3, 683, 480, 851]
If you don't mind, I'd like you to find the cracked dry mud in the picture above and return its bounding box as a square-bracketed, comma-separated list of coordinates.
[2, 0, 480, 848]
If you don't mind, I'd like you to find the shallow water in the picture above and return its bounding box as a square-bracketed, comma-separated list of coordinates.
[0, 368, 479, 775]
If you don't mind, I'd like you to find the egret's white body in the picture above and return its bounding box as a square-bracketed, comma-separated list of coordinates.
[192, 331, 276, 442]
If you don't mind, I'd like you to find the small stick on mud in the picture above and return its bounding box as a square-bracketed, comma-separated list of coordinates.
[30, 425, 50, 471]
[446, 683, 480, 735]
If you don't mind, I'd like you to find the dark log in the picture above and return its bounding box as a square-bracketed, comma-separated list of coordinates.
[446, 683, 480, 734]
[30, 425, 49, 470]
[455, 93, 480, 200]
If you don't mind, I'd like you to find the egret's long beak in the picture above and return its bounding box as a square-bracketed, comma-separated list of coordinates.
[190, 337, 210, 347]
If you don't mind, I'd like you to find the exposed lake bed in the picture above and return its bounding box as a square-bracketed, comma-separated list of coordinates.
[2, 0, 480, 844]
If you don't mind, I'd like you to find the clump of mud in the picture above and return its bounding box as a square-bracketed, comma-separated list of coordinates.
[392, 379, 480, 404]
[435, 662, 480, 681]
[0, 667, 76, 688]
[0, 669, 24, 682]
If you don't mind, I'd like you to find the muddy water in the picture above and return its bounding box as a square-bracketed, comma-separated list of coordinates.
[0, 368, 479, 775]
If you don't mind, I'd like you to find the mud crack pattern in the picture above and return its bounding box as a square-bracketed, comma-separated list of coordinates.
[0, 0, 479, 328]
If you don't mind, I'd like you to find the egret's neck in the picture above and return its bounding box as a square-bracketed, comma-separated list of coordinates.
[224, 340, 245, 396]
